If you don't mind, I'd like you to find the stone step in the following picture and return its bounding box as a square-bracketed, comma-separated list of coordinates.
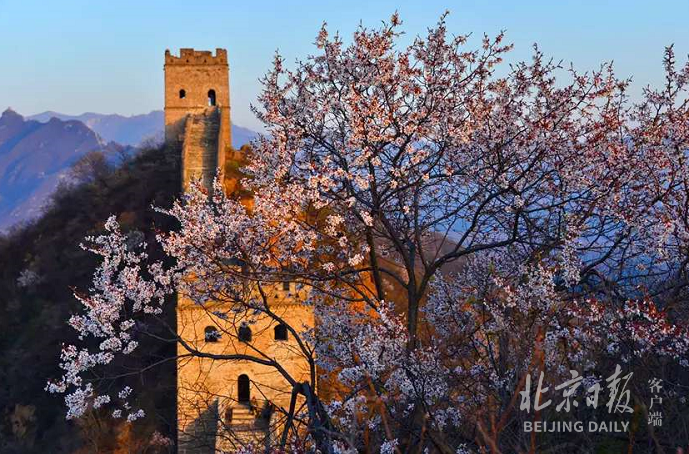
[231, 415, 254, 423]
[182, 106, 221, 190]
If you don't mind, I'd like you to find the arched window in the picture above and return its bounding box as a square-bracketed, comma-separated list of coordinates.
[238, 374, 250, 402]
[238, 325, 252, 343]
[208, 89, 216, 106]
[179, 89, 186, 99]
[274, 324, 288, 341]
[204, 326, 220, 342]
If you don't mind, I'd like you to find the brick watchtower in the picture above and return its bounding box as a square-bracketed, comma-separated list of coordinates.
[164, 48, 231, 191]
[166, 48, 314, 453]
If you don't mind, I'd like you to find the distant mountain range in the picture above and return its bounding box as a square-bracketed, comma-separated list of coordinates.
[27, 110, 258, 149]
[28, 111, 165, 146]
[0, 108, 258, 231]
[0, 108, 132, 230]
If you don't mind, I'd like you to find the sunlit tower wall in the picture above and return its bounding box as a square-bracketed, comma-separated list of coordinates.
[164, 48, 231, 191]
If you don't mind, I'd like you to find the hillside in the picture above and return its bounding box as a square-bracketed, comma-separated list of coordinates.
[0, 142, 182, 453]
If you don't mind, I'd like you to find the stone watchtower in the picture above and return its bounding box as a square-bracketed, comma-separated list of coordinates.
[167, 48, 316, 453]
[164, 48, 231, 191]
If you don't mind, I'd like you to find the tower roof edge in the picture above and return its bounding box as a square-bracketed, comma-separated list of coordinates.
[165, 48, 228, 66]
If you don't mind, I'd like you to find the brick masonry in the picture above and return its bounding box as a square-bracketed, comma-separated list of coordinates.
[165, 49, 314, 453]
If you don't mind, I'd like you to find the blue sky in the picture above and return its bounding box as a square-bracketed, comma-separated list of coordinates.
[1, 0, 688, 131]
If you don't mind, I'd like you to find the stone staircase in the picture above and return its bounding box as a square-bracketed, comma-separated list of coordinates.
[217, 402, 271, 453]
[182, 107, 220, 192]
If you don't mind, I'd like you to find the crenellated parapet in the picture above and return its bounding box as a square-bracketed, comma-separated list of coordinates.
[165, 48, 228, 65]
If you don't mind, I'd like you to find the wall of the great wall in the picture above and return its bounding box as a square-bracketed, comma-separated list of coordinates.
[164, 48, 230, 191]
[166, 48, 314, 453]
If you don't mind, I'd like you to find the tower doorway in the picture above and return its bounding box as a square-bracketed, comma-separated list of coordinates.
[238, 374, 250, 403]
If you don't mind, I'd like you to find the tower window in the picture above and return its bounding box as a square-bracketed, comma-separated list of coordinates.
[204, 326, 220, 342]
[282, 281, 290, 291]
[179, 89, 186, 99]
[274, 324, 288, 341]
[208, 89, 216, 106]
[238, 325, 252, 343]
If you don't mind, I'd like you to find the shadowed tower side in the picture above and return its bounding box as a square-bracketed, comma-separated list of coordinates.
[164, 48, 231, 191]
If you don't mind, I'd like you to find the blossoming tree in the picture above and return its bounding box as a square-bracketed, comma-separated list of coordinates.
[50, 13, 689, 453]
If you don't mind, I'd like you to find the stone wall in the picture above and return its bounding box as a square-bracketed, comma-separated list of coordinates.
[166, 48, 314, 453]
[164, 48, 231, 175]
[176, 285, 314, 452]
[181, 107, 220, 192]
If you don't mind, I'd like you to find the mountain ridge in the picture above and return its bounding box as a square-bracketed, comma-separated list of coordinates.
[0, 108, 130, 230]
[1, 108, 258, 231]
[27, 110, 258, 149]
